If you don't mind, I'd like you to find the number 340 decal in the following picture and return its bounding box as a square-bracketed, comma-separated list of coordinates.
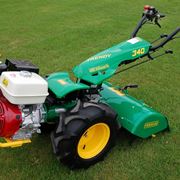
[132, 48, 145, 57]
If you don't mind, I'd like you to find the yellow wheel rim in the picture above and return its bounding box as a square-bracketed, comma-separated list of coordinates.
[77, 123, 110, 159]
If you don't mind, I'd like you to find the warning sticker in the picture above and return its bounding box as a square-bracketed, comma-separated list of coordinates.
[127, 38, 140, 44]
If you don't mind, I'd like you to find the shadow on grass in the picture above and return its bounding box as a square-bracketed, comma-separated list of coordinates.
[116, 127, 170, 148]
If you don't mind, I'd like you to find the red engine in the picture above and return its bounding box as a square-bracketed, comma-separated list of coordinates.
[0, 91, 22, 138]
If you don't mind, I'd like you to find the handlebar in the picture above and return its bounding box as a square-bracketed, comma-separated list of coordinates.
[143, 5, 165, 20]
[150, 27, 180, 51]
[131, 5, 165, 38]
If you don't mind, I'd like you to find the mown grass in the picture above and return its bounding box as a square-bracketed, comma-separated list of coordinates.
[0, 0, 179, 179]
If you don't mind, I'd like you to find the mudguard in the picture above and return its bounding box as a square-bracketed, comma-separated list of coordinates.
[100, 82, 169, 138]
[47, 72, 89, 98]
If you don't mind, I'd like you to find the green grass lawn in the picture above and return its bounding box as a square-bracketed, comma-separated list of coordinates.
[0, 0, 179, 179]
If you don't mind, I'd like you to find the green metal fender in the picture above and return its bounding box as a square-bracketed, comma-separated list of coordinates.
[100, 82, 169, 138]
[47, 72, 89, 98]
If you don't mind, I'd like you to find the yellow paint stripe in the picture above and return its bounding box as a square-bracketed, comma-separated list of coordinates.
[0, 138, 31, 148]
[109, 87, 125, 96]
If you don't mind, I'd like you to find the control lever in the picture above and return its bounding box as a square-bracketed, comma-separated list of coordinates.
[160, 34, 168, 38]
[155, 17, 161, 28]
[120, 84, 138, 91]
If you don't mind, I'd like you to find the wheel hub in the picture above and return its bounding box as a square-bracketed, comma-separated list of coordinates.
[77, 123, 110, 159]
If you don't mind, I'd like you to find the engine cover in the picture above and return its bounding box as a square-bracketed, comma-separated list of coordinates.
[0, 91, 22, 138]
[0, 71, 48, 105]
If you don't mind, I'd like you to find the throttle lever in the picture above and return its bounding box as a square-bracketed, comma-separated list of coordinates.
[155, 17, 161, 28]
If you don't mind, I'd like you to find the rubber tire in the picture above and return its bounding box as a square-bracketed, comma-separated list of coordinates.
[51, 103, 117, 169]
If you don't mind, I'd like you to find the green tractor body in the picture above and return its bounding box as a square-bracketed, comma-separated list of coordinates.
[45, 77, 168, 139]
[45, 37, 168, 139]
[73, 37, 150, 85]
